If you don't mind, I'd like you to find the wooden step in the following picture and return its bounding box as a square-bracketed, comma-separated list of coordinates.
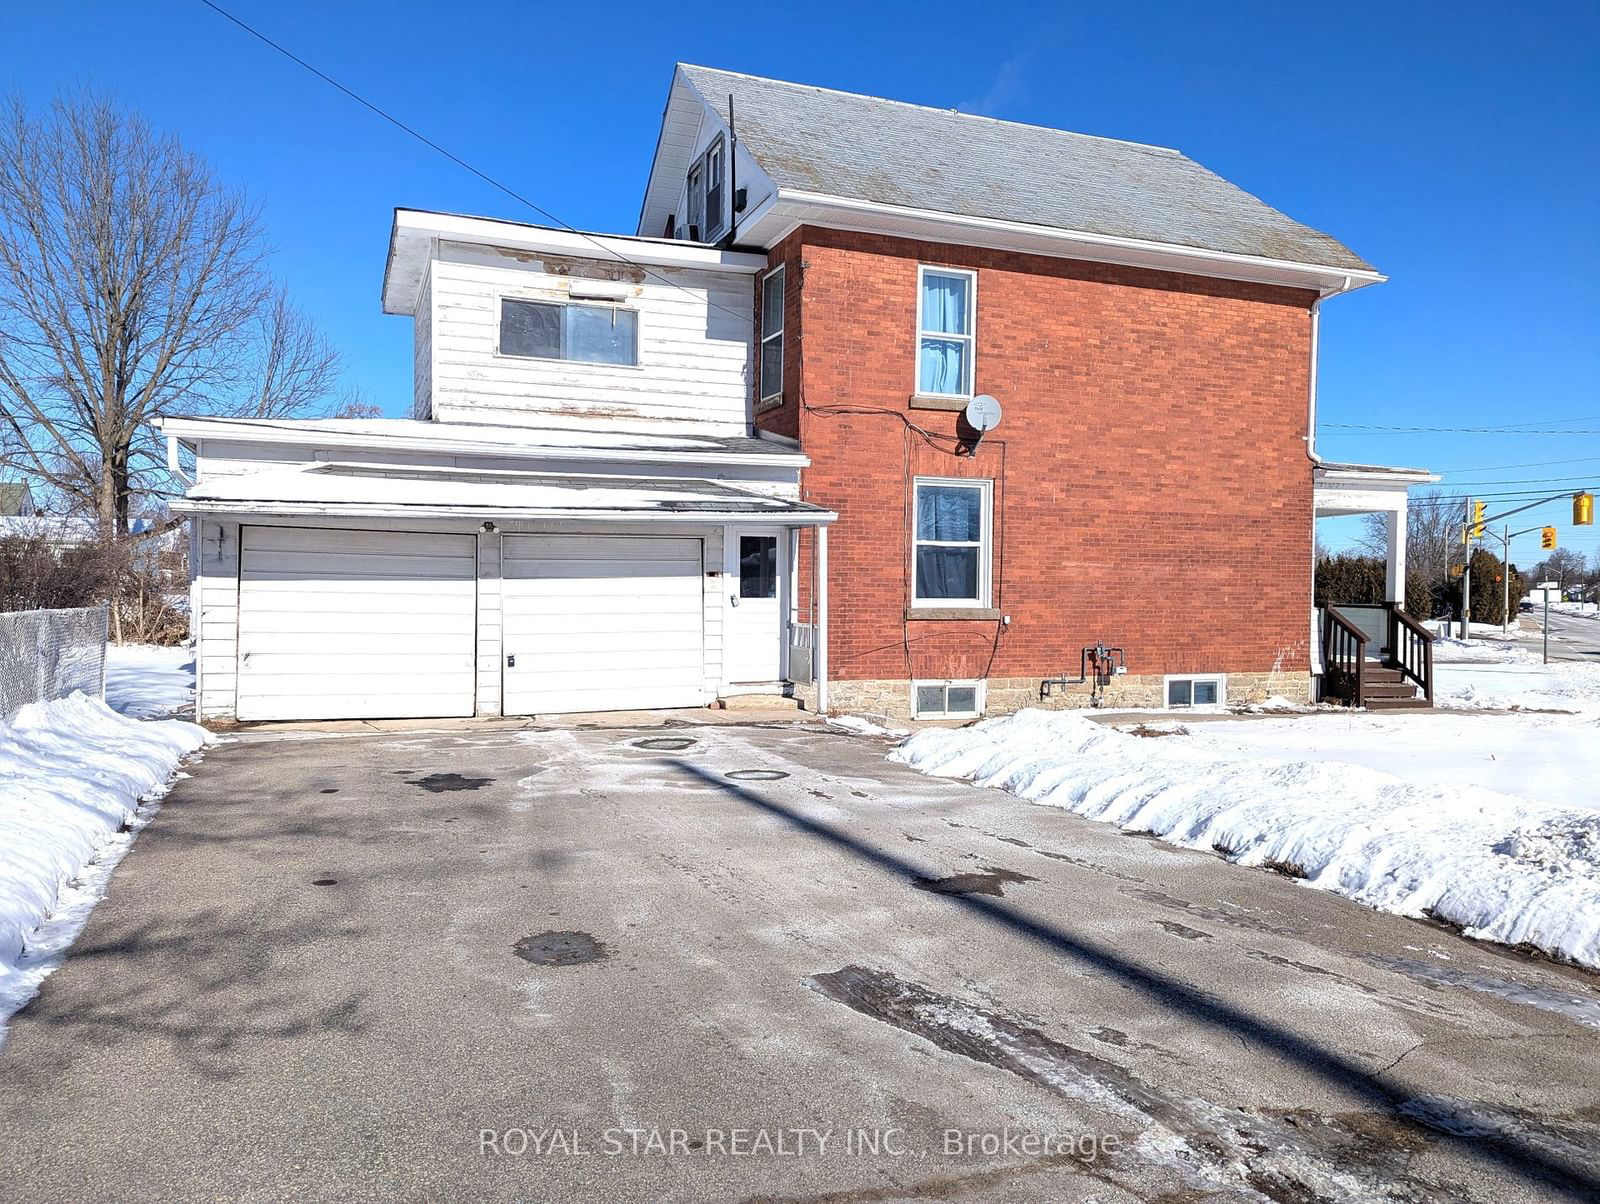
[1364, 697, 1432, 710]
[1362, 682, 1420, 699]
[1362, 667, 1406, 683]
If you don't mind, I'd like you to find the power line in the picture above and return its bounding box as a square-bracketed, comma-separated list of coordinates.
[1437, 455, 1600, 474]
[193, 0, 750, 322]
[1320, 426, 1600, 436]
[1322, 416, 1600, 434]
[1429, 473, 1599, 489]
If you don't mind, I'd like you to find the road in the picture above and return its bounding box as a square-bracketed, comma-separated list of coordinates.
[3, 721, 1598, 1202]
[1519, 608, 1600, 663]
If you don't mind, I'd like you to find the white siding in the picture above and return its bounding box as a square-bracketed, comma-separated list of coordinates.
[427, 242, 753, 435]
[413, 266, 433, 420]
[475, 529, 502, 716]
[195, 518, 240, 719]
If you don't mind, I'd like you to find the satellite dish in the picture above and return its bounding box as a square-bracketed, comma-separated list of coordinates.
[964, 394, 1002, 432]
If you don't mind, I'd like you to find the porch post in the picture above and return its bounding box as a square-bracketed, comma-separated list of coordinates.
[1385, 508, 1406, 605]
[816, 524, 829, 714]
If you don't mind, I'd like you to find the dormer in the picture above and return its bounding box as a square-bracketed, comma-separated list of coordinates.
[637, 66, 777, 244]
[383, 210, 766, 436]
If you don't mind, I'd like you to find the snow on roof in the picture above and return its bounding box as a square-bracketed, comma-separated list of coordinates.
[174, 462, 835, 523]
[154, 415, 806, 463]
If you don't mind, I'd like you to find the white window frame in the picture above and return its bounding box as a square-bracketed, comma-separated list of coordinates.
[496, 296, 641, 368]
[702, 137, 726, 242]
[758, 264, 785, 405]
[911, 679, 986, 720]
[686, 161, 705, 240]
[1163, 674, 1227, 709]
[915, 265, 977, 399]
[911, 477, 993, 607]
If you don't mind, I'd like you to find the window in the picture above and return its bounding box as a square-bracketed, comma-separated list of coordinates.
[1165, 676, 1226, 708]
[500, 298, 638, 366]
[916, 266, 976, 397]
[912, 680, 984, 719]
[759, 266, 785, 404]
[687, 162, 705, 240]
[703, 138, 726, 241]
[913, 478, 991, 605]
[739, 535, 777, 598]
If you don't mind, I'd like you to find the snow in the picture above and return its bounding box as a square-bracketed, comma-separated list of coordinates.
[104, 644, 195, 719]
[1433, 635, 1600, 715]
[827, 714, 910, 738]
[892, 706, 1600, 969]
[0, 694, 210, 1036]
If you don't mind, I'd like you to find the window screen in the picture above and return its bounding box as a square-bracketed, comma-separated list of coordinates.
[739, 536, 777, 598]
[1193, 680, 1219, 705]
[501, 299, 637, 366]
[1167, 679, 1192, 707]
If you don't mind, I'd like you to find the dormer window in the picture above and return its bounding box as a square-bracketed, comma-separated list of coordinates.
[685, 136, 726, 243]
[500, 298, 638, 366]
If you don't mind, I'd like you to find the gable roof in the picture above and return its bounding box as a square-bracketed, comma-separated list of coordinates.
[672, 64, 1374, 275]
[0, 481, 34, 516]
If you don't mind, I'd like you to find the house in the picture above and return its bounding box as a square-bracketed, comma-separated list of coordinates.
[159, 64, 1431, 724]
[0, 481, 36, 517]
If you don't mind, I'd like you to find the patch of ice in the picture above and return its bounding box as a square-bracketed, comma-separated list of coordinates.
[827, 715, 910, 738]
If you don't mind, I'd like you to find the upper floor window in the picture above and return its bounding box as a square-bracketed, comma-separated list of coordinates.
[916, 266, 976, 397]
[500, 298, 638, 366]
[759, 265, 785, 405]
[685, 136, 726, 242]
[913, 477, 992, 605]
[703, 138, 726, 241]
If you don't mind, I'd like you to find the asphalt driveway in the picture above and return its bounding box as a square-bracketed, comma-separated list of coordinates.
[3, 720, 1598, 1202]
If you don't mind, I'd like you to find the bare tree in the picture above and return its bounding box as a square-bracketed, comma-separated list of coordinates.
[0, 93, 340, 537]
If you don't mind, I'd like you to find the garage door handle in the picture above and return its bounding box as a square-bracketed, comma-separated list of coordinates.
[506, 654, 515, 668]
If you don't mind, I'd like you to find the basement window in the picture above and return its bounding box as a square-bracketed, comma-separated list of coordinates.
[1165, 675, 1225, 708]
[912, 680, 984, 720]
[500, 298, 638, 366]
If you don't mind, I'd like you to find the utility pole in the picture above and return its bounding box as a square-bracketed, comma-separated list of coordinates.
[1460, 497, 1471, 640]
[1502, 524, 1510, 637]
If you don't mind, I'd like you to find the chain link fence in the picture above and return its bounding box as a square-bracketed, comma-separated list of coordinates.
[1, 606, 109, 721]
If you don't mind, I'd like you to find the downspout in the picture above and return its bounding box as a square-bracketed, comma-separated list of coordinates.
[1305, 280, 1349, 687]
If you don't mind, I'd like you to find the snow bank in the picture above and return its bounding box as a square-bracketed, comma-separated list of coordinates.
[1432, 637, 1600, 714]
[893, 710, 1600, 968]
[0, 693, 210, 1028]
[104, 644, 195, 719]
[828, 714, 910, 738]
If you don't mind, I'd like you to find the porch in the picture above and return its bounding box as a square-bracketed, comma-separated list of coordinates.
[1313, 461, 1439, 708]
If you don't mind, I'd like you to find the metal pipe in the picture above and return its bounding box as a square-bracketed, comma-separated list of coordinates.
[816, 524, 829, 714]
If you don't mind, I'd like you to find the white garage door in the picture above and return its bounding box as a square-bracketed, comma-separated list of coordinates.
[502, 535, 705, 715]
[236, 527, 477, 721]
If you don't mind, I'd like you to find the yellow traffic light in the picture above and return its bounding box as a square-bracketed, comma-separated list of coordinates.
[1470, 500, 1486, 539]
[1541, 526, 1557, 550]
[1576, 492, 1595, 526]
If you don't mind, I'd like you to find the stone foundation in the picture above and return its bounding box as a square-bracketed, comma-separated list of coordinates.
[800, 671, 1312, 720]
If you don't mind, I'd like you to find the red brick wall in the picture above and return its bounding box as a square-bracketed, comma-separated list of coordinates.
[771, 226, 1318, 687]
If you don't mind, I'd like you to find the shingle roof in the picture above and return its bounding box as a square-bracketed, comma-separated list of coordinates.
[0, 481, 33, 516]
[679, 65, 1374, 273]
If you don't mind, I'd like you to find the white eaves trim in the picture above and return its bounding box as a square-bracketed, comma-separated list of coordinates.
[170, 498, 838, 525]
[153, 416, 810, 470]
[384, 208, 769, 315]
[743, 190, 1387, 296]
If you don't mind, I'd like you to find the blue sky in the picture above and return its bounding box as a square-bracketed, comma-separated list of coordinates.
[5, 1, 1597, 565]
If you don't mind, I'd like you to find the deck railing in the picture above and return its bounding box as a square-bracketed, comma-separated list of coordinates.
[1320, 605, 1367, 706]
[1386, 602, 1435, 704]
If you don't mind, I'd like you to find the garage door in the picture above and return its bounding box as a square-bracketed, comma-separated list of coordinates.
[502, 535, 705, 715]
[236, 527, 477, 721]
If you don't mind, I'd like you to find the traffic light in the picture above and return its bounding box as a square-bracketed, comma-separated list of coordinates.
[1576, 492, 1595, 526]
[1541, 527, 1557, 550]
[1470, 500, 1486, 539]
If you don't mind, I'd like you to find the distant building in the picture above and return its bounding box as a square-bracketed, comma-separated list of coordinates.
[0, 481, 36, 517]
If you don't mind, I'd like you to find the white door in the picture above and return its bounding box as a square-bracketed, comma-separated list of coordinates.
[236, 526, 477, 721]
[726, 530, 784, 683]
[501, 535, 705, 715]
